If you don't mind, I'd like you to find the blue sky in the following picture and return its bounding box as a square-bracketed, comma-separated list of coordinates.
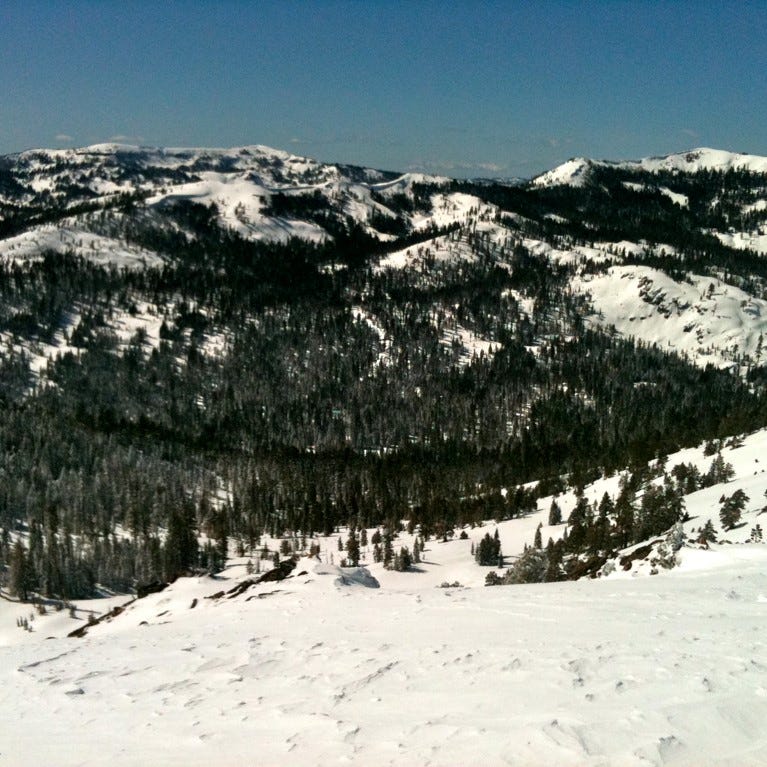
[2, 0, 766, 178]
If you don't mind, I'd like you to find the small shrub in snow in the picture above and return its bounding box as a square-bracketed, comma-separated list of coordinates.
[653, 541, 678, 570]
[484, 571, 501, 586]
[698, 520, 717, 546]
[667, 522, 686, 552]
[502, 548, 548, 584]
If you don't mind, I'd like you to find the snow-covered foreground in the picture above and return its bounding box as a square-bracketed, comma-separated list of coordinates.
[3, 427, 767, 767]
[3, 544, 767, 767]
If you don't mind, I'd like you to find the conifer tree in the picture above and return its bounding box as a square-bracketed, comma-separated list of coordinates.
[345, 531, 360, 567]
[698, 520, 717, 545]
[548, 499, 562, 526]
[9, 541, 35, 601]
[719, 490, 748, 530]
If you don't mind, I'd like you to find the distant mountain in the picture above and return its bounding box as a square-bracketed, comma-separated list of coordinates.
[1, 141, 767, 603]
[531, 147, 767, 187]
[0, 143, 456, 248]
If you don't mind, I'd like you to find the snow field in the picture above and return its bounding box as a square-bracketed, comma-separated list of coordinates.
[573, 265, 767, 371]
[3, 429, 767, 765]
[3, 549, 767, 767]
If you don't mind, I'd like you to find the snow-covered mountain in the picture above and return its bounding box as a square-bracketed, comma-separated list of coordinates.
[532, 147, 767, 187]
[0, 143, 450, 251]
[3, 142, 767, 378]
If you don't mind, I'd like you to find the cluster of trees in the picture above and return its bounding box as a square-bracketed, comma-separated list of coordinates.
[474, 531, 503, 566]
[485, 452, 741, 585]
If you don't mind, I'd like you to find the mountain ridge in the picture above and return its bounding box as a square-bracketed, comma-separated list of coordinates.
[0, 138, 766, 602]
[531, 146, 767, 188]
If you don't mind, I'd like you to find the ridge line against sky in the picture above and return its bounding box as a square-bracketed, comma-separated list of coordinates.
[2, 0, 766, 179]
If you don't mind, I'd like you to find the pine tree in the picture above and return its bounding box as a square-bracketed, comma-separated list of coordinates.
[613, 488, 635, 549]
[163, 505, 198, 582]
[392, 546, 412, 571]
[565, 495, 590, 553]
[345, 531, 360, 567]
[382, 528, 393, 568]
[544, 539, 563, 581]
[720, 490, 748, 530]
[698, 520, 717, 545]
[475, 532, 502, 565]
[9, 541, 35, 601]
[705, 454, 735, 486]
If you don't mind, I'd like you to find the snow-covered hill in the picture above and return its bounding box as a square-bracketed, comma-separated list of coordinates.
[573, 265, 767, 371]
[532, 147, 767, 188]
[531, 148, 767, 256]
[3, 427, 767, 766]
[0, 143, 452, 252]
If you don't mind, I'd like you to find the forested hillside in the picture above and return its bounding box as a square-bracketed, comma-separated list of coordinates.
[2, 144, 767, 598]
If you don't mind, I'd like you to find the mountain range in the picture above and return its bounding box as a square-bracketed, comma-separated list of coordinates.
[3, 142, 767, 766]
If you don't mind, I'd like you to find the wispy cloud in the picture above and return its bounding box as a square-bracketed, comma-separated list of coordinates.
[475, 162, 506, 173]
[407, 159, 507, 176]
[286, 132, 403, 150]
[680, 128, 700, 141]
[109, 134, 144, 144]
[55, 133, 73, 142]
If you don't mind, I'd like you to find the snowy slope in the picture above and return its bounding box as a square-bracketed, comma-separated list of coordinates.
[573, 265, 767, 370]
[0, 222, 164, 269]
[714, 227, 767, 256]
[2, 544, 767, 766]
[530, 157, 594, 188]
[532, 147, 767, 188]
[3, 425, 767, 765]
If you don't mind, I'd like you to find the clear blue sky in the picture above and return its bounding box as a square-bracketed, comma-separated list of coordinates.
[2, 0, 766, 178]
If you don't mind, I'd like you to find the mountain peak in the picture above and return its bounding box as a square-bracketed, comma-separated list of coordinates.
[638, 147, 767, 173]
[531, 147, 767, 188]
[530, 157, 594, 188]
